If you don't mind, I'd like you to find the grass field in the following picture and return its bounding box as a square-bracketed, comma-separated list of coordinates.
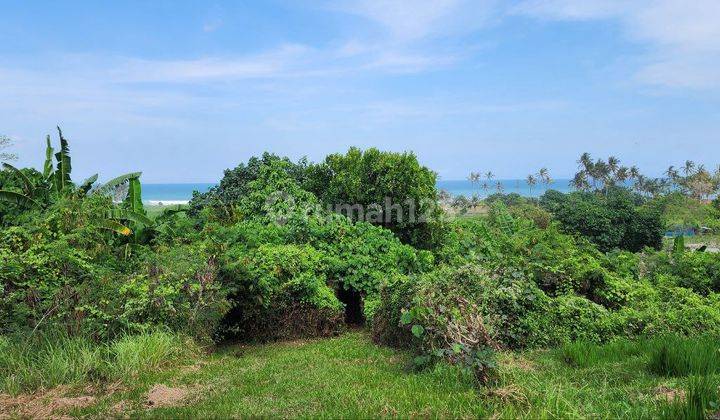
[3, 331, 718, 419]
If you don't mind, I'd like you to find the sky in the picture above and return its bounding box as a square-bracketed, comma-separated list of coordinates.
[1, 0, 719, 182]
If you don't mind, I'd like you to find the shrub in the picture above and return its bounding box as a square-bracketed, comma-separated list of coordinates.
[305, 147, 444, 249]
[544, 295, 613, 343]
[113, 245, 230, 342]
[369, 274, 417, 349]
[220, 243, 344, 340]
[540, 187, 663, 252]
[645, 250, 720, 295]
[187, 153, 309, 220]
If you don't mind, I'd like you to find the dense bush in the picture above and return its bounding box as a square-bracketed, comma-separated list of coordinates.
[305, 147, 444, 249]
[540, 188, 663, 252]
[221, 243, 343, 340]
[187, 153, 308, 220]
[644, 250, 720, 295]
[5, 134, 720, 400]
[198, 156, 433, 340]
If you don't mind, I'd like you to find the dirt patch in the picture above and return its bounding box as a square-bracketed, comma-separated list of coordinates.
[487, 384, 529, 406]
[145, 384, 189, 408]
[501, 354, 536, 372]
[653, 385, 686, 402]
[181, 361, 208, 374]
[0, 386, 96, 419]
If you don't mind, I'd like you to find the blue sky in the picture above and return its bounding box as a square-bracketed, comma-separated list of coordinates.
[1, 0, 719, 182]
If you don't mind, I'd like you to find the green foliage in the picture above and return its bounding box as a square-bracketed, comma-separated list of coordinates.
[188, 153, 308, 220]
[645, 250, 720, 294]
[540, 187, 664, 252]
[673, 234, 686, 253]
[660, 375, 720, 420]
[305, 147, 444, 249]
[53, 127, 73, 194]
[0, 330, 197, 394]
[648, 335, 720, 377]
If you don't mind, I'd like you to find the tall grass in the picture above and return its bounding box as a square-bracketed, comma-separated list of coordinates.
[560, 338, 648, 368]
[660, 375, 719, 420]
[0, 330, 197, 395]
[648, 335, 720, 377]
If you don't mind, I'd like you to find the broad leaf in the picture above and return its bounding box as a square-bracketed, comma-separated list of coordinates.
[123, 177, 145, 214]
[78, 174, 98, 196]
[53, 127, 73, 194]
[42, 135, 54, 179]
[0, 190, 39, 207]
[110, 208, 153, 226]
[2, 163, 34, 196]
[97, 219, 132, 236]
[93, 172, 143, 195]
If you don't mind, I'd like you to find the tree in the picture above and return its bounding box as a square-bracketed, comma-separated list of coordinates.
[526, 174, 537, 196]
[538, 167, 552, 192]
[306, 147, 442, 249]
[683, 160, 696, 176]
[571, 172, 589, 192]
[0, 135, 17, 162]
[0, 128, 148, 235]
[539, 188, 663, 252]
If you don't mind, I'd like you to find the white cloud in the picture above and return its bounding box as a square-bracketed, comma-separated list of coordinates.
[115, 45, 312, 82]
[334, 0, 496, 41]
[513, 0, 720, 89]
[511, 0, 628, 20]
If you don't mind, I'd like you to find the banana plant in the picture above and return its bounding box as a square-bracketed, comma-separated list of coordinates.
[0, 128, 150, 237]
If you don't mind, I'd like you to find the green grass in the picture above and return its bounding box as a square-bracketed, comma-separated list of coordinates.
[0, 330, 196, 395]
[659, 375, 720, 420]
[4, 331, 720, 418]
[648, 335, 720, 377]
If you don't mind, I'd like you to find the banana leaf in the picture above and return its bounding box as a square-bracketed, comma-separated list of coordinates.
[0, 190, 39, 207]
[97, 219, 132, 236]
[78, 174, 98, 196]
[123, 177, 145, 214]
[43, 135, 54, 179]
[110, 208, 153, 226]
[53, 127, 72, 194]
[2, 163, 34, 196]
[93, 172, 143, 195]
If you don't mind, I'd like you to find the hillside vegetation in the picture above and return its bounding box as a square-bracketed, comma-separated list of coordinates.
[2, 130, 720, 418]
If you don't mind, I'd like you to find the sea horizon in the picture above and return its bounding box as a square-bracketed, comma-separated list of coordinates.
[141, 179, 575, 204]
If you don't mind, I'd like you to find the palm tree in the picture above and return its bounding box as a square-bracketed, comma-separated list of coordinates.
[683, 160, 696, 176]
[607, 156, 620, 175]
[578, 152, 592, 171]
[590, 159, 609, 190]
[570, 172, 589, 191]
[468, 171, 480, 184]
[481, 181, 489, 196]
[468, 171, 481, 197]
[614, 166, 629, 184]
[538, 167, 552, 192]
[485, 171, 495, 182]
[495, 181, 504, 193]
[526, 174, 537, 196]
[629, 166, 640, 180]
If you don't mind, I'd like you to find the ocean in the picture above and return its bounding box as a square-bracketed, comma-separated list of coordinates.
[142, 180, 574, 204]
